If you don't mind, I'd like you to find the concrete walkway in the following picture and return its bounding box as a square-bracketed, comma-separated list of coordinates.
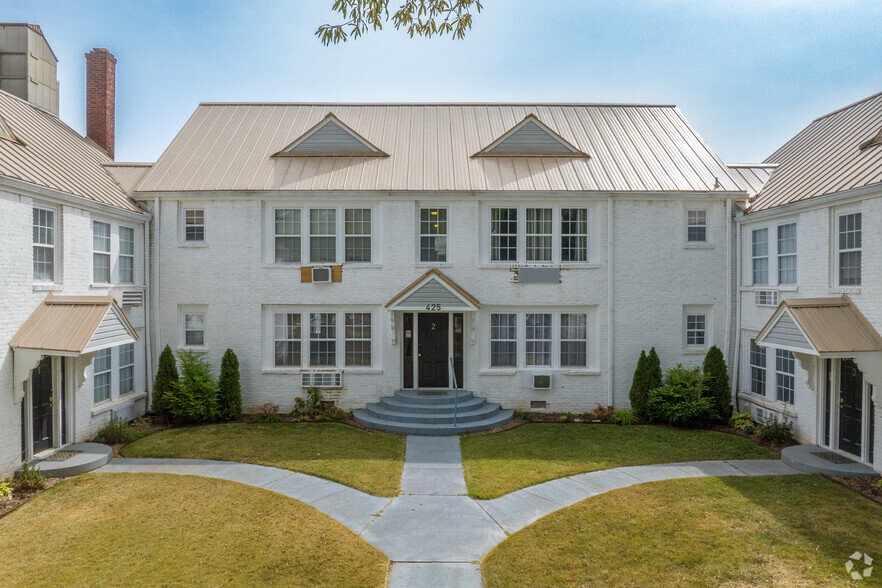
[97, 438, 805, 588]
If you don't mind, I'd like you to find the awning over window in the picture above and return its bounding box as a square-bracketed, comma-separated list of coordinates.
[385, 269, 480, 312]
[10, 294, 137, 354]
[756, 295, 882, 356]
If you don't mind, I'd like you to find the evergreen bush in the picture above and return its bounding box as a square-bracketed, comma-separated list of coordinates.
[628, 350, 650, 420]
[702, 345, 732, 422]
[647, 365, 717, 427]
[647, 347, 662, 390]
[152, 345, 178, 422]
[217, 348, 243, 421]
[168, 351, 218, 424]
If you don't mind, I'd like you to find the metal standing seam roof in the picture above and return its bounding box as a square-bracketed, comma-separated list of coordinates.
[727, 164, 777, 199]
[0, 90, 140, 213]
[134, 103, 745, 194]
[750, 91, 882, 212]
[9, 294, 138, 353]
[103, 162, 154, 195]
[758, 295, 882, 354]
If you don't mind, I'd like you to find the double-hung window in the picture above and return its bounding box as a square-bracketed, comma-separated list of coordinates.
[345, 313, 372, 366]
[309, 312, 336, 366]
[92, 221, 111, 283]
[119, 343, 135, 395]
[345, 209, 371, 263]
[92, 349, 112, 403]
[751, 228, 769, 285]
[525, 208, 553, 262]
[310, 209, 337, 263]
[274, 209, 301, 263]
[685, 314, 707, 346]
[560, 313, 587, 367]
[838, 212, 861, 286]
[184, 312, 205, 346]
[525, 313, 552, 366]
[420, 208, 448, 262]
[776, 223, 797, 285]
[561, 208, 588, 262]
[749, 339, 766, 396]
[490, 313, 517, 367]
[491, 208, 518, 262]
[33, 207, 55, 281]
[775, 349, 795, 404]
[184, 209, 205, 242]
[119, 226, 135, 283]
[687, 210, 707, 242]
[274, 312, 301, 367]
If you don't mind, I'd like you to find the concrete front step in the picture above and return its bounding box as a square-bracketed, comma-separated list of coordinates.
[379, 396, 487, 414]
[353, 409, 515, 436]
[364, 402, 502, 425]
[393, 389, 473, 405]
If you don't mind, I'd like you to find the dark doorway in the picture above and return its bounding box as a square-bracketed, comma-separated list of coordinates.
[418, 313, 449, 388]
[839, 358, 863, 457]
[31, 356, 53, 454]
[403, 313, 414, 389]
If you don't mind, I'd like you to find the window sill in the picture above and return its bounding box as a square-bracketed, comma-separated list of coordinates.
[562, 369, 601, 376]
[178, 346, 208, 354]
[33, 283, 63, 292]
[178, 242, 209, 248]
[91, 391, 148, 417]
[416, 262, 453, 268]
[683, 346, 709, 355]
[684, 242, 715, 249]
[740, 285, 799, 292]
[830, 287, 861, 295]
[478, 368, 518, 376]
[262, 367, 383, 375]
[89, 283, 113, 290]
[737, 390, 798, 418]
[560, 263, 601, 270]
[479, 264, 517, 270]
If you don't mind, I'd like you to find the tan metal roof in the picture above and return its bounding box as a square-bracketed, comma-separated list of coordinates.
[103, 162, 154, 195]
[135, 103, 744, 194]
[10, 294, 138, 353]
[757, 295, 882, 354]
[0, 90, 140, 213]
[727, 164, 776, 199]
[750, 91, 882, 212]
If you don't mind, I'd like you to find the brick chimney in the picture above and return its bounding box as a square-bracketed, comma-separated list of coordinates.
[85, 48, 116, 160]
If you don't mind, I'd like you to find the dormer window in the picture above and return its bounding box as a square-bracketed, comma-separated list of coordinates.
[274, 113, 387, 157]
[473, 114, 589, 158]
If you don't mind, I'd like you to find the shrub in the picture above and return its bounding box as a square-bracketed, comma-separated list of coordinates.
[561, 412, 575, 423]
[251, 402, 282, 424]
[152, 345, 178, 422]
[217, 348, 243, 421]
[588, 403, 614, 423]
[0, 480, 12, 501]
[292, 388, 348, 422]
[702, 345, 732, 423]
[612, 409, 635, 425]
[14, 460, 47, 493]
[92, 413, 135, 445]
[516, 410, 533, 423]
[756, 413, 795, 445]
[629, 350, 650, 420]
[647, 347, 662, 391]
[168, 351, 218, 424]
[729, 411, 755, 435]
[647, 365, 717, 427]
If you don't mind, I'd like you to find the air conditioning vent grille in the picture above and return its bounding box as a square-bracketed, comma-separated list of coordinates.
[755, 290, 779, 307]
[120, 290, 144, 306]
[301, 370, 343, 388]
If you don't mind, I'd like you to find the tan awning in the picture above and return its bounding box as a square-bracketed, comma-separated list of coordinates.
[385, 269, 480, 311]
[756, 295, 882, 355]
[10, 294, 138, 354]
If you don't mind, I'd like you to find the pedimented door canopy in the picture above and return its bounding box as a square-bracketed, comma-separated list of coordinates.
[385, 269, 480, 312]
[472, 114, 589, 158]
[273, 113, 388, 157]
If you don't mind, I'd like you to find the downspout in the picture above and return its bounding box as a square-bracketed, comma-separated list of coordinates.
[607, 195, 614, 407]
[144, 212, 153, 400]
[732, 209, 742, 412]
[724, 198, 732, 367]
[153, 197, 161, 395]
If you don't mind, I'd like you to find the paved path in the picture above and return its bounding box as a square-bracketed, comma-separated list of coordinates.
[97, 439, 804, 588]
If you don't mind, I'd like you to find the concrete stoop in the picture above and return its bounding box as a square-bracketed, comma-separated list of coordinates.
[354, 390, 513, 435]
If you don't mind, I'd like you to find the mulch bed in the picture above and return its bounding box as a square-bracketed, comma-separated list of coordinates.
[0, 477, 64, 520]
[828, 475, 882, 506]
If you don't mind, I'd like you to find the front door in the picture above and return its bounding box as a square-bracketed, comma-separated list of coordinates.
[418, 313, 449, 387]
[839, 358, 863, 457]
[31, 356, 53, 454]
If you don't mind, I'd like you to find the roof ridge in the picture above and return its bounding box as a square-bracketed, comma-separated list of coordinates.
[197, 101, 680, 108]
[812, 90, 882, 122]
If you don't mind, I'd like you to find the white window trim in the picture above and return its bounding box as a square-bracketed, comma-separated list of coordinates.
[180, 205, 207, 246]
[119, 342, 135, 396]
[179, 305, 208, 351]
[344, 312, 372, 367]
[486, 205, 593, 266]
[263, 204, 376, 266]
[775, 348, 796, 405]
[835, 210, 861, 287]
[683, 305, 713, 351]
[91, 219, 112, 285]
[776, 222, 798, 285]
[91, 342, 143, 408]
[745, 220, 798, 288]
[91, 216, 140, 286]
[273, 311, 303, 368]
[686, 209, 708, 244]
[119, 225, 136, 284]
[560, 207, 590, 263]
[748, 338, 767, 397]
[272, 207, 302, 265]
[685, 313, 707, 347]
[344, 208, 373, 264]
[525, 208, 554, 263]
[418, 206, 449, 264]
[92, 348, 112, 404]
[32, 204, 59, 284]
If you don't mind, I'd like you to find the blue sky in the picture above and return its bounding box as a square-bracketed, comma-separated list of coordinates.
[4, 0, 881, 163]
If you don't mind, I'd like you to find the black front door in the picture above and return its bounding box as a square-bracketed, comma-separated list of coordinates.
[31, 356, 53, 454]
[839, 358, 863, 457]
[418, 313, 449, 387]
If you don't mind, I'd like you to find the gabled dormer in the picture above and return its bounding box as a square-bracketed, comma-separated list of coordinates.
[273, 113, 387, 157]
[473, 114, 589, 158]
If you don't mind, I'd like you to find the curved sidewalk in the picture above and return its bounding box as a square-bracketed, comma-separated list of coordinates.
[97, 438, 804, 588]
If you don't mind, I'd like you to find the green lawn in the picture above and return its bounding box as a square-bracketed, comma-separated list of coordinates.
[461, 424, 777, 498]
[0, 473, 388, 587]
[122, 423, 405, 497]
[483, 475, 882, 587]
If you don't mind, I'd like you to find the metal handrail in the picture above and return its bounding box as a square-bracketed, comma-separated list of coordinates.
[449, 356, 458, 426]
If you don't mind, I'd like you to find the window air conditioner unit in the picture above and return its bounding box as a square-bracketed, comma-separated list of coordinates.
[754, 290, 779, 307]
[301, 370, 343, 389]
[311, 267, 332, 283]
[532, 373, 552, 390]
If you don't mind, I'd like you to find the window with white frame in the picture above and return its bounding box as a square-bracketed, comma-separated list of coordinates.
[560, 313, 587, 367]
[490, 313, 517, 367]
[184, 312, 205, 346]
[33, 207, 55, 281]
[119, 343, 135, 395]
[525, 313, 552, 366]
[561, 208, 588, 262]
[92, 220, 111, 283]
[838, 212, 861, 286]
[775, 349, 795, 404]
[525, 208, 553, 262]
[93, 348, 112, 403]
[345, 209, 371, 263]
[749, 338, 766, 396]
[687, 210, 707, 242]
[685, 314, 707, 346]
[274, 209, 301, 263]
[184, 209, 205, 242]
[777, 223, 797, 285]
[309, 312, 336, 366]
[309, 209, 337, 263]
[274, 312, 301, 367]
[345, 313, 371, 366]
[119, 226, 135, 284]
[420, 208, 448, 262]
[751, 228, 768, 285]
[491, 208, 518, 262]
